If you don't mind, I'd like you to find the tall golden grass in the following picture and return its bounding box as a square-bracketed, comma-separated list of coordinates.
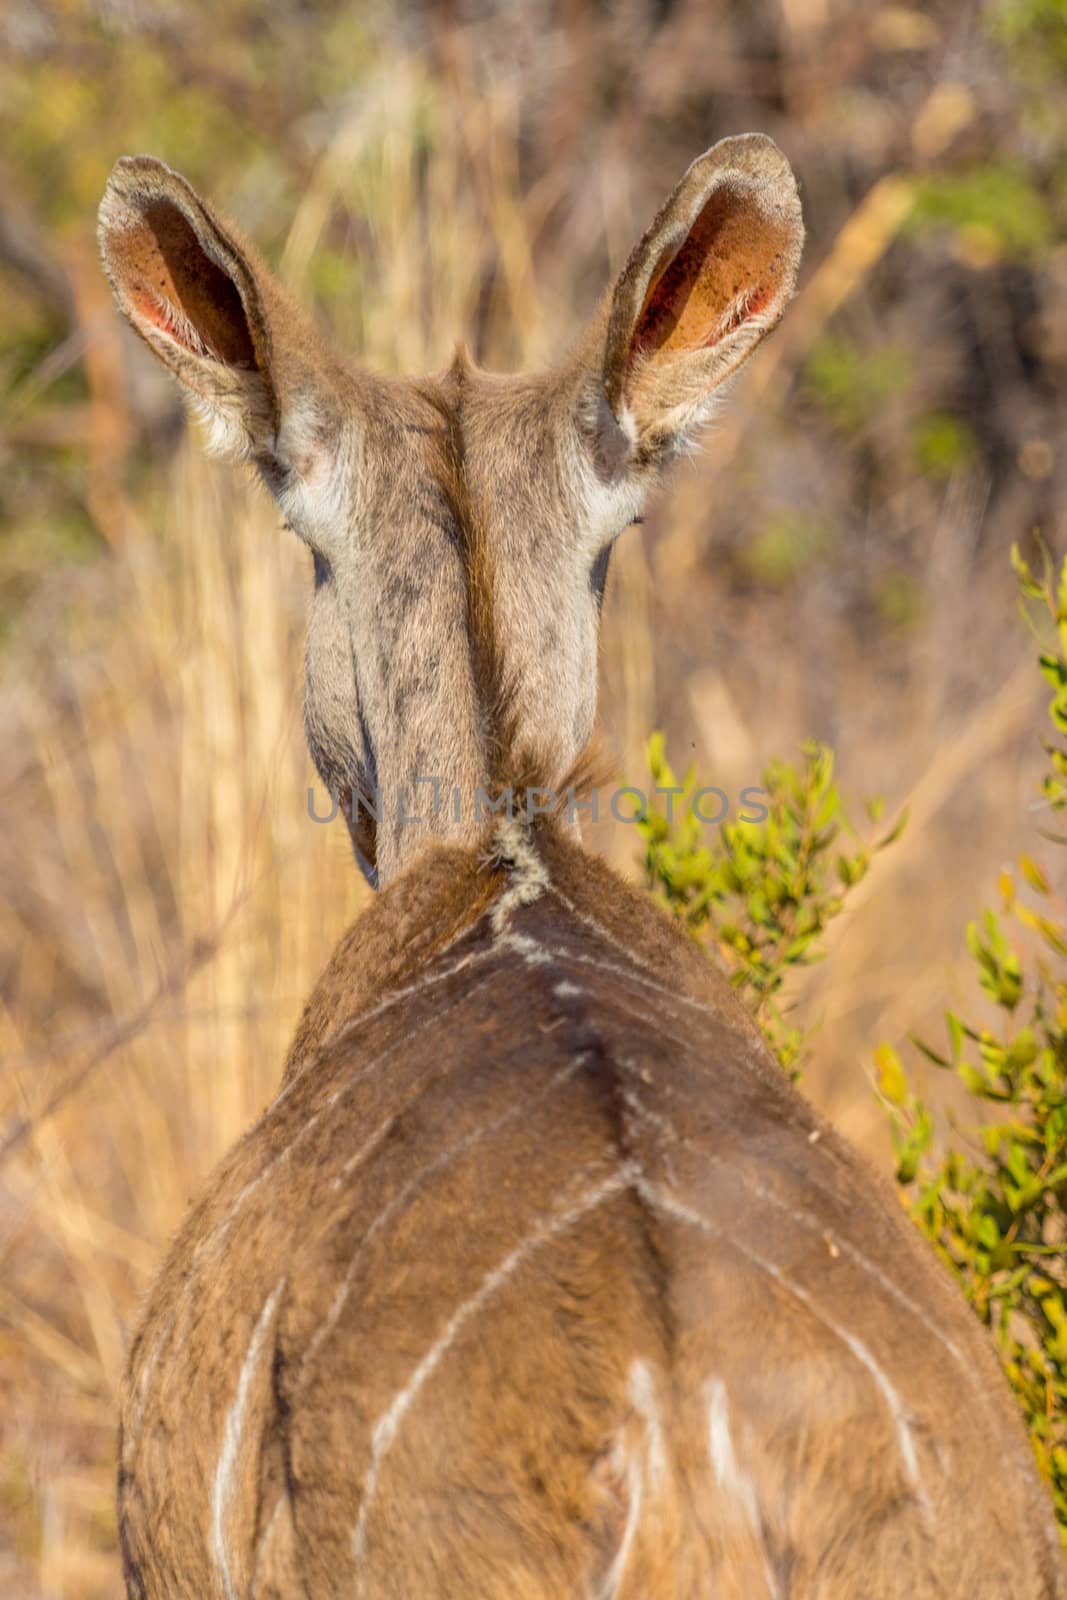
[0, 41, 1055, 1599]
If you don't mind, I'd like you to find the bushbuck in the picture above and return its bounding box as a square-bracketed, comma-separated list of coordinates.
[98, 136, 1065, 1599]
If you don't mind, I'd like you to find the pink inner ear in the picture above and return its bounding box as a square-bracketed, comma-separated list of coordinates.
[632, 183, 789, 363]
[714, 280, 774, 342]
[130, 285, 217, 359]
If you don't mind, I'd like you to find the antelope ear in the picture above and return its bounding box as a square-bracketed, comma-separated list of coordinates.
[99, 156, 350, 483]
[98, 155, 353, 554]
[98, 156, 282, 460]
[602, 134, 803, 452]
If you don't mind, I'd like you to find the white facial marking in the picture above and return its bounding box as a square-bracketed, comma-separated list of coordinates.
[187, 385, 269, 462]
[572, 390, 644, 539]
[275, 402, 355, 560]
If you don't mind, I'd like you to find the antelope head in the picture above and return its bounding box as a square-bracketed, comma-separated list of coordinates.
[98, 137, 803, 886]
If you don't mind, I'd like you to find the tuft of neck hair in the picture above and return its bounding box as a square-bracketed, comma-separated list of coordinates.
[100, 139, 1064, 1600]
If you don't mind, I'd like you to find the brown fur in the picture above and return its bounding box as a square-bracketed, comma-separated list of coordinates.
[118, 826, 1064, 1599]
[98, 137, 1064, 1599]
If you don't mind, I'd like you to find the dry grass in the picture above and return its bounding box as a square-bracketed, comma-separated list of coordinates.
[1, 4, 1064, 1592]
[0, 446, 353, 1590]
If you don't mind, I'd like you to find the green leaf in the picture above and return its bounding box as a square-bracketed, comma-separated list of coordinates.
[876, 1043, 909, 1106]
[1019, 854, 1051, 895]
[910, 1033, 952, 1069]
[1012, 542, 1042, 597]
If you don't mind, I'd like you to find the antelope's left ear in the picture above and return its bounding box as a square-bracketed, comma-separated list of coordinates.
[601, 134, 803, 453]
[97, 156, 351, 551]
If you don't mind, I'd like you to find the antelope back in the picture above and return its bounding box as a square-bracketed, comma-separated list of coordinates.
[117, 828, 1064, 1600]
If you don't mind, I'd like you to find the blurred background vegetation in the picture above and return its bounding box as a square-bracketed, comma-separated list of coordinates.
[1, 0, 1066, 1592]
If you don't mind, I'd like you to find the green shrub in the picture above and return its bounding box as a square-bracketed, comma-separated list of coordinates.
[736, 511, 834, 588]
[638, 733, 903, 1075]
[988, 0, 1067, 75]
[912, 411, 979, 478]
[880, 547, 1067, 1541]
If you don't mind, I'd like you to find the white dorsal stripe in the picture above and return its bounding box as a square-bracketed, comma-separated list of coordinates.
[495, 929, 554, 965]
[489, 816, 551, 933]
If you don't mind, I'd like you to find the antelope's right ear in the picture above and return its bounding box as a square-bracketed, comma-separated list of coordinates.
[97, 156, 343, 488]
[597, 134, 804, 458]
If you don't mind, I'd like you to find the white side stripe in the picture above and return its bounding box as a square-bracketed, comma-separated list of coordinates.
[617, 1064, 963, 1371]
[296, 1053, 590, 1393]
[637, 1180, 928, 1511]
[706, 1378, 780, 1599]
[211, 1284, 284, 1600]
[707, 1377, 761, 1530]
[129, 965, 507, 1454]
[599, 1438, 644, 1600]
[351, 1165, 636, 1574]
